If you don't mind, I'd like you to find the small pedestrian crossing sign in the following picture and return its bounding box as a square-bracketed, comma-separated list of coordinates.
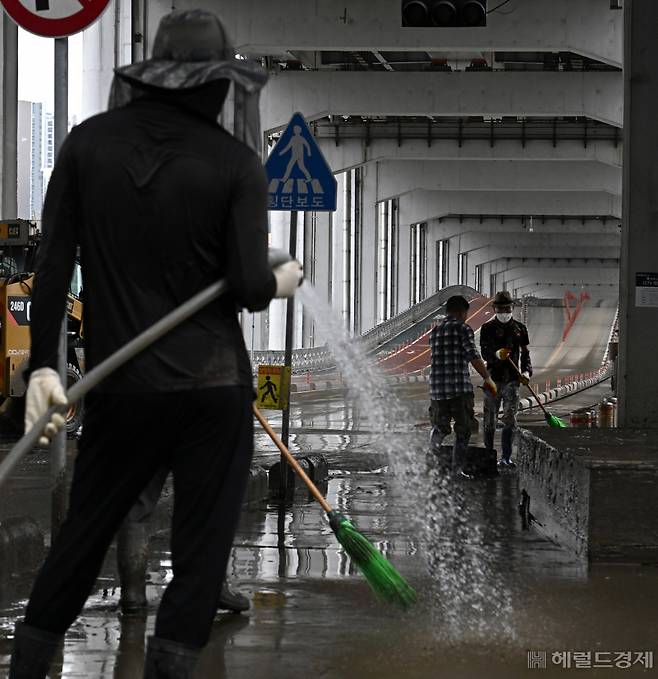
[257, 365, 291, 410]
[265, 112, 337, 212]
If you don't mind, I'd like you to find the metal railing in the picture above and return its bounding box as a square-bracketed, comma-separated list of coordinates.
[251, 285, 479, 374]
[360, 284, 477, 350]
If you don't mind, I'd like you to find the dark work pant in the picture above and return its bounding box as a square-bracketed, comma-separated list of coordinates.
[429, 393, 474, 470]
[483, 381, 520, 459]
[24, 386, 254, 648]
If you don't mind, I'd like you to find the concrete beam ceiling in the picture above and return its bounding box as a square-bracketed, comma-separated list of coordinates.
[317, 138, 622, 173]
[399, 189, 622, 224]
[515, 285, 618, 297]
[458, 231, 619, 252]
[507, 270, 618, 285]
[488, 257, 619, 273]
[468, 247, 620, 266]
[376, 160, 620, 201]
[499, 264, 618, 278]
[160, 0, 621, 67]
[431, 220, 620, 238]
[262, 72, 622, 132]
[504, 268, 619, 280]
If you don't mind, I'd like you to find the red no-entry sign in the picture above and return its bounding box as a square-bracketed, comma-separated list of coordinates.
[1, 0, 111, 37]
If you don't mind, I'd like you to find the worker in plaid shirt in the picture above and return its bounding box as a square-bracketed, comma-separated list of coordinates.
[430, 295, 497, 477]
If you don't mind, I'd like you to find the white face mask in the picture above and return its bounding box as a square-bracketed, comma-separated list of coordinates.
[496, 312, 513, 323]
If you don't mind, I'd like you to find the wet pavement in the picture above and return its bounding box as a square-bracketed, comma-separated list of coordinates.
[0, 385, 655, 678]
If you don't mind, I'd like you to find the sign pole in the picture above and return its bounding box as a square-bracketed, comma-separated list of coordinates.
[51, 36, 68, 539]
[279, 210, 297, 498]
[264, 112, 336, 500]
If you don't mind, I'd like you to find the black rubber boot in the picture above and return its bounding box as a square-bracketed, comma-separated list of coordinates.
[117, 518, 149, 615]
[143, 636, 201, 679]
[217, 582, 250, 613]
[501, 428, 514, 463]
[9, 622, 62, 679]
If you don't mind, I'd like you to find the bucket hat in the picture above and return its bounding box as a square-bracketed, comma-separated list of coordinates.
[492, 291, 514, 306]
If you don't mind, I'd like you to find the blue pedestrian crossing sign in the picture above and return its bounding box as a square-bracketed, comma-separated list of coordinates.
[265, 112, 337, 212]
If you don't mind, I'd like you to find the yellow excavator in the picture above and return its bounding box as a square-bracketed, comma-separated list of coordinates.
[0, 219, 84, 436]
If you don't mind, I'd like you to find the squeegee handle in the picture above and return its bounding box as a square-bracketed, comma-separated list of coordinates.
[252, 404, 332, 514]
[0, 249, 293, 488]
[505, 356, 549, 417]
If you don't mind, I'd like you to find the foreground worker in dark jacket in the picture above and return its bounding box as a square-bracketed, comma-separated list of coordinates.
[429, 295, 497, 477]
[10, 10, 302, 679]
[480, 291, 532, 467]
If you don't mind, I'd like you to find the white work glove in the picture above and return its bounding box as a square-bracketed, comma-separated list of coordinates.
[24, 367, 68, 446]
[273, 260, 303, 299]
[520, 371, 530, 386]
[495, 348, 511, 361]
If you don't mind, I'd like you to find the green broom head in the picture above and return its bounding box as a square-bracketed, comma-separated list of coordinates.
[546, 413, 568, 428]
[328, 510, 417, 609]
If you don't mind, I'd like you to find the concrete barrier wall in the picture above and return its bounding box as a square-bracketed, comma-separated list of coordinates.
[518, 429, 590, 558]
[519, 427, 658, 563]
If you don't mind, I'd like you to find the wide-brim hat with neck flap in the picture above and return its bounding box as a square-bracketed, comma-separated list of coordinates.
[107, 9, 268, 154]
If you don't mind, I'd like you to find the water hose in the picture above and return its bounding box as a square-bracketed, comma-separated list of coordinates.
[0, 249, 292, 487]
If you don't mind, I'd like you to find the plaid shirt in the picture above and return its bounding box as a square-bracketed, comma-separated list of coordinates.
[430, 316, 481, 400]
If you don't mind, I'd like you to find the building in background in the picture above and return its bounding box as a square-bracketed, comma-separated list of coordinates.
[17, 100, 46, 220]
[43, 112, 54, 170]
[17, 102, 57, 221]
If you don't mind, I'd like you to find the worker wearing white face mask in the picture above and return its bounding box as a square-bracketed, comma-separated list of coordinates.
[479, 291, 532, 467]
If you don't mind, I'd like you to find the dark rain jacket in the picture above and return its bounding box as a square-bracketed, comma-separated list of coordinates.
[480, 317, 532, 384]
[28, 94, 276, 393]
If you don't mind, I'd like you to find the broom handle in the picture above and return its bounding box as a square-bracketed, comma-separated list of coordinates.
[0, 249, 293, 489]
[252, 404, 333, 514]
[505, 356, 550, 418]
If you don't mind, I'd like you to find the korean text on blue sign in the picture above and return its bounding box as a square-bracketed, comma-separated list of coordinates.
[265, 112, 337, 212]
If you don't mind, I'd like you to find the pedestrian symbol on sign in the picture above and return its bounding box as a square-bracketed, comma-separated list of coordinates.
[265, 112, 337, 212]
[280, 126, 312, 183]
[259, 375, 278, 405]
[257, 365, 290, 411]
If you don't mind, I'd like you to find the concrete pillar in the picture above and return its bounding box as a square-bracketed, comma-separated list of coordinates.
[332, 172, 346, 316]
[618, 0, 658, 428]
[359, 163, 378, 332]
[301, 211, 315, 347]
[342, 169, 352, 329]
[312, 211, 332, 303]
[449, 234, 460, 286]
[397, 220, 411, 312]
[82, 10, 112, 120]
[268, 211, 288, 350]
[82, 0, 131, 122]
[1, 16, 17, 219]
[427, 225, 437, 295]
[294, 211, 304, 349]
[352, 168, 363, 334]
[376, 200, 388, 323]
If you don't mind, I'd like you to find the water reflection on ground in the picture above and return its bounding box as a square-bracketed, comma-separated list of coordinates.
[0, 386, 655, 677]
